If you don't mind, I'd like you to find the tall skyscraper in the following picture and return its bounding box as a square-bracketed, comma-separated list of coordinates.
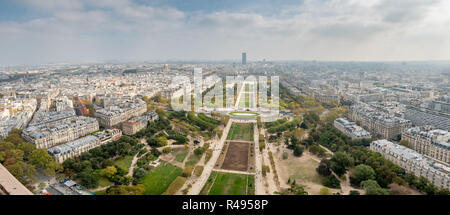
[242, 52, 247, 65]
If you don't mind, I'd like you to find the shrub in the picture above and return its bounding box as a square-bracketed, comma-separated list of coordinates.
[204, 149, 213, 164]
[194, 147, 205, 156]
[322, 175, 341, 189]
[182, 166, 194, 177]
[162, 147, 172, 154]
[193, 165, 204, 177]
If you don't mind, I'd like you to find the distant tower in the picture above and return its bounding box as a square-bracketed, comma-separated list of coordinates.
[164, 63, 169, 72]
[242, 52, 247, 65]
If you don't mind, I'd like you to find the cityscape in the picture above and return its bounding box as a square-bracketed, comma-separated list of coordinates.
[1, 0, 450, 200]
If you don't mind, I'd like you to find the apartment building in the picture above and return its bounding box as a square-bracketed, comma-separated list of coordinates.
[334, 118, 372, 140]
[122, 116, 148, 135]
[349, 104, 411, 140]
[370, 139, 450, 190]
[22, 116, 99, 149]
[94, 99, 146, 128]
[402, 127, 450, 164]
[48, 129, 122, 163]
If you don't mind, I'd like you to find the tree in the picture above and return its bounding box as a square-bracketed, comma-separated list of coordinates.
[78, 169, 99, 188]
[194, 147, 205, 156]
[323, 175, 341, 189]
[17, 142, 35, 157]
[330, 152, 354, 176]
[100, 166, 117, 179]
[316, 159, 332, 176]
[117, 142, 131, 155]
[106, 184, 145, 195]
[29, 149, 53, 168]
[162, 147, 172, 154]
[293, 145, 304, 157]
[287, 184, 308, 195]
[361, 179, 389, 195]
[157, 136, 168, 147]
[133, 168, 148, 181]
[350, 164, 376, 187]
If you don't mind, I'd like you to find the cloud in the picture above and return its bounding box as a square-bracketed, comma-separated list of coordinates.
[1, 0, 450, 64]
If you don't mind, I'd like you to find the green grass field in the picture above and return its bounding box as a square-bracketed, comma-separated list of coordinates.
[174, 151, 189, 163]
[113, 155, 134, 172]
[202, 171, 255, 195]
[92, 169, 114, 188]
[227, 123, 254, 141]
[142, 163, 183, 195]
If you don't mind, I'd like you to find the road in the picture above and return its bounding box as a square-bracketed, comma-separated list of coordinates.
[253, 123, 265, 195]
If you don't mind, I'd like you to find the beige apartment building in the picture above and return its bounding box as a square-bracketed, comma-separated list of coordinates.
[402, 127, 450, 164]
[22, 116, 99, 149]
[370, 140, 450, 190]
[349, 104, 411, 140]
[94, 99, 147, 128]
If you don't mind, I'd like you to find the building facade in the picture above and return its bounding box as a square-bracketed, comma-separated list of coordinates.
[94, 99, 147, 128]
[370, 139, 450, 190]
[334, 118, 372, 140]
[402, 127, 450, 164]
[48, 129, 122, 163]
[349, 104, 411, 140]
[22, 116, 99, 149]
[122, 116, 148, 135]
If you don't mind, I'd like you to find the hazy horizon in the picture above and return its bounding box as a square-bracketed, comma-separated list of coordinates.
[1, 0, 450, 65]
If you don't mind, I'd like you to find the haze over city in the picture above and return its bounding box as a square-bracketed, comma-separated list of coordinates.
[1, 0, 450, 65]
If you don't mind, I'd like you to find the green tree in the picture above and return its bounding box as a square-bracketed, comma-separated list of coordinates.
[162, 147, 172, 154]
[106, 184, 145, 195]
[330, 152, 354, 176]
[100, 166, 117, 179]
[316, 159, 332, 176]
[361, 179, 389, 195]
[29, 149, 61, 176]
[293, 145, 304, 157]
[350, 164, 376, 187]
[117, 142, 131, 155]
[17, 142, 36, 157]
[157, 136, 168, 147]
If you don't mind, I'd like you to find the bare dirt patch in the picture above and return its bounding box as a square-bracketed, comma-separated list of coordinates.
[221, 141, 250, 172]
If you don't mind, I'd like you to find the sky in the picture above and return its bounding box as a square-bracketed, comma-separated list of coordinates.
[1, 0, 450, 65]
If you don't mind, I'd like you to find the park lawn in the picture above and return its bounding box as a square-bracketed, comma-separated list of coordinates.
[97, 175, 114, 188]
[200, 171, 218, 195]
[247, 175, 255, 195]
[94, 189, 107, 195]
[93, 169, 114, 188]
[207, 172, 253, 195]
[175, 151, 189, 163]
[281, 156, 324, 184]
[184, 153, 201, 167]
[113, 155, 134, 172]
[162, 176, 187, 195]
[227, 123, 254, 141]
[142, 163, 183, 195]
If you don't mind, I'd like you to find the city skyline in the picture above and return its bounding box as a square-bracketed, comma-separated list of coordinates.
[1, 0, 450, 65]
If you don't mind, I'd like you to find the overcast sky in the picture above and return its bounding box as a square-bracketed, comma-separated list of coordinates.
[1, 0, 450, 65]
